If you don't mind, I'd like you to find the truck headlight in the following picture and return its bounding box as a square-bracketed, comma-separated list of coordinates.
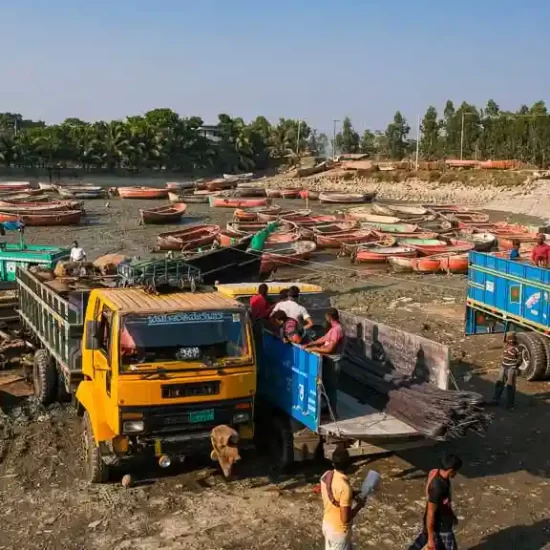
[232, 412, 250, 424]
[123, 420, 144, 433]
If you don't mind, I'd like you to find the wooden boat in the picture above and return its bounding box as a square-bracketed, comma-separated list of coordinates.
[280, 188, 301, 199]
[384, 204, 428, 217]
[425, 204, 465, 212]
[265, 189, 282, 198]
[449, 212, 490, 223]
[397, 238, 447, 247]
[498, 233, 540, 249]
[233, 205, 281, 221]
[140, 203, 187, 225]
[223, 172, 253, 182]
[388, 256, 414, 273]
[261, 241, 317, 272]
[280, 214, 340, 227]
[232, 187, 267, 197]
[118, 187, 168, 199]
[383, 231, 438, 240]
[361, 222, 418, 233]
[313, 221, 358, 235]
[209, 196, 270, 208]
[0, 182, 31, 192]
[411, 257, 442, 273]
[166, 181, 195, 190]
[156, 224, 220, 251]
[354, 246, 417, 263]
[0, 209, 83, 226]
[346, 209, 401, 224]
[299, 190, 319, 200]
[205, 178, 235, 191]
[433, 253, 469, 274]
[410, 239, 474, 256]
[218, 229, 252, 247]
[169, 192, 208, 204]
[371, 204, 393, 216]
[257, 209, 311, 222]
[461, 232, 496, 252]
[226, 220, 297, 235]
[319, 192, 376, 204]
[339, 233, 396, 256]
[194, 189, 222, 196]
[57, 187, 105, 199]
[38, 182, 57, 191]
[315, 229, 377, 248]
[0, 200, 82, 212]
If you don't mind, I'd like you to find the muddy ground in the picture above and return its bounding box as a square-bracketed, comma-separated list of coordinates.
[1, 193, 550, 549]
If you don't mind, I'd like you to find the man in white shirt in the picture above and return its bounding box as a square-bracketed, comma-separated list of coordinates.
[70, 240, 87, 262]
[271, 286, 313, 330]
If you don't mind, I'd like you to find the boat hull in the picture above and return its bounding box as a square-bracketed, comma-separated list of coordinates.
[210, 197, 270, 208]
[140, 203, 187, 224]
[0, 209, 83, 226]
[119, 187, 169, 199]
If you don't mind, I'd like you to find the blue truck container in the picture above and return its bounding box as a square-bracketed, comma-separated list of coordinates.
[466, 251, 550, 380]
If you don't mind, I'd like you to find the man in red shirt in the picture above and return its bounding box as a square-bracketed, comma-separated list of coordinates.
[531, 234, 550, 266]
[250, 283, 272, 320]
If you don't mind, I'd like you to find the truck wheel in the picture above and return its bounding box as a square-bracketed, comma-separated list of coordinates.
[516, 332, 546, 381]
[56, 373, 71, 403]
[535, 333, 550, 380]
[82, 412, 109, 483]
[268, 415, 294, 471]
[33, 349, 57, 405]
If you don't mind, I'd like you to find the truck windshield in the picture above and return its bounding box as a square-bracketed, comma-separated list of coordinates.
[119, 311, 249, 368]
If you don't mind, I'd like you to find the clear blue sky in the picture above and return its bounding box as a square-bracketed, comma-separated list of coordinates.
[1, 0, 548, 135]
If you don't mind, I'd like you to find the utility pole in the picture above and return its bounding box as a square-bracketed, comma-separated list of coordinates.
[332, 119, 340, 160]
[460, 112, 465, 160]
[415, 114, 421, 171]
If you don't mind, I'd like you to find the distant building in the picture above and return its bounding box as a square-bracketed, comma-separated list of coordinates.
[199, 125, 222, 142]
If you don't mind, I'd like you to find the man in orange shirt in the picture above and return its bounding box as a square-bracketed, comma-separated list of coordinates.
[320, 447, 366, 549]
[531, 234, 550, 266]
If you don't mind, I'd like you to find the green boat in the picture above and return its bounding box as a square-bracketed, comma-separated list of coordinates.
[0, 236, 70, 283]
[360, 222, 418, 233]
[396, 238, 446, 246]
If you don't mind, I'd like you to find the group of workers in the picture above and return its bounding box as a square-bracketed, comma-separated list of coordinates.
[510, 233, 550, 266]
[250, 283, 345, 412]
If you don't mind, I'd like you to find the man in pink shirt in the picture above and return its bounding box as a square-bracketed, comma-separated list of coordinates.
[305, 308, 345, 414]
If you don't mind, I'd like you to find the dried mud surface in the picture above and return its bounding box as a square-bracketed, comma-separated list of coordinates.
[1, 193, 550, 549]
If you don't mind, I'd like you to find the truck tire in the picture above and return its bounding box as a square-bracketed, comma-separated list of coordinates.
[56, 373, 72, 403]
[33, 349, 57, 405]
[268, 415, 294, 471]
[82, 412, 109, 484]
[516, 332, 546, 381]
[532, 333, 550, 380]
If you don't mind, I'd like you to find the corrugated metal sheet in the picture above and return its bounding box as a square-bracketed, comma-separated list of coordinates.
[100, 288, 245, 314]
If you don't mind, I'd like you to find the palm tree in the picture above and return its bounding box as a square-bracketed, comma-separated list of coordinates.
[91, 121, 129, 169]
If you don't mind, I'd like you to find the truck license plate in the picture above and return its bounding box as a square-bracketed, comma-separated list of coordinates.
[189, 409, 214, 423]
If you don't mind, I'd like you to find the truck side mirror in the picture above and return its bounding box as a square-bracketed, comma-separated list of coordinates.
[85, 320, 101, 350]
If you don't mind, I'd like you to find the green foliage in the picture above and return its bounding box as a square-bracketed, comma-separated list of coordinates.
[385, 111, 411, 160]
[335, 117, 360, 154]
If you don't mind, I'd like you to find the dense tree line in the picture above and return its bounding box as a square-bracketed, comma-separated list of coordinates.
[0, 110, 329, 174]
[2, 100, 550, 172]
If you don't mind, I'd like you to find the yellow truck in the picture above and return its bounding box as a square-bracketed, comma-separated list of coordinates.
[17, 266, 255, 482]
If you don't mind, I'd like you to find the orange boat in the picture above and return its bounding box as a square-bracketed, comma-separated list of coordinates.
[299, 190, 319, 200]
[156, 224, 220, 251]
[354, 246, 417, 263]
[315, 229, 377, 248]
[0, 200, 82, 212]
[280, 188, 301, 199]
[498, 233, 540, 249]
[281, 214, 340, 227]
[435, 253, 469, 274]
[209, 196, 270, 208]
[411, 257, 441, 273]
[0, 209, 83, 226]
[260, 241, 317, 273]
[410, 239, 474, 256]
[118, 187, 169, 199]
[140, 203, 187, 225]
[257, 208, 311, 222]
[233, 205, 281, 221]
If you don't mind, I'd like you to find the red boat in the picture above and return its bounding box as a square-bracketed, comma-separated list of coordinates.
[217, 229, 250, 247]
[313, 221, 358, 235]
[233, 205, 281, 221]
[156, 224, 220, 251]
[140, 203, 187, 225]
[410, 239, 474, 256]
[119, 187, 169, 199]
[498, 233, 540, 249]
[205, 178, 235, 191]
[280, 188, 301, 199]
[0, 209, 83, 226]
[209, 196, 270, 208]
[354, 246, 417, 263]
[0, 182, 31, 192]
[411, 257, 441, 273]
[0, 199, 82, 212]
[299, 190, 319, 200]
[260, 241, 317, 272]
[281, 214, 340, 227]
[257, 209, 311, 222]
[315, 229, 377, 248]
[435, 253, 469, 274]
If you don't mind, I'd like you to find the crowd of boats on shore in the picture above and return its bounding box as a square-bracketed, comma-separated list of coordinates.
[0, 178, 542, 277]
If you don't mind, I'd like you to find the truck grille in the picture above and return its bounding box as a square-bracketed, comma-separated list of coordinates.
[121, 398, 251, 436]
[161, 381, 220, 399]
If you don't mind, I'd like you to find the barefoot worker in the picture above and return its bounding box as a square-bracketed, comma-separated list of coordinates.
[491, 332, 520, 409]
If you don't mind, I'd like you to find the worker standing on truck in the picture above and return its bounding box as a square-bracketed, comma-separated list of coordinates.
[509, 239, 521, 261]
[70, 241, 87, 262]
[305, 308, 345, 413]
[320, 446, 367, 550]
[491, 332, 520, 409]
[250, 283, 272, 320]
[531, 234, 549, 266]
[271, 285, 314, 330]
[408, 454, 463, 550]
[271, 310, 306, 344]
